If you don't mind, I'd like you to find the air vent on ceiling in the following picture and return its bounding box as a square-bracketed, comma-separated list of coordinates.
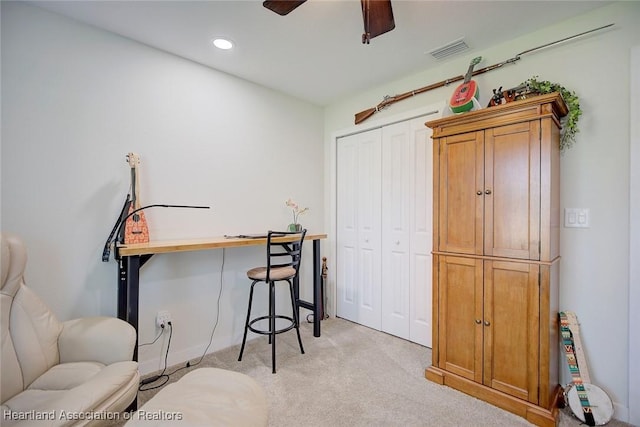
[428, 38, 469, 60]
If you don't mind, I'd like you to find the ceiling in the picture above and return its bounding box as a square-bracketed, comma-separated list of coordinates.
[30, 0, 611, 106]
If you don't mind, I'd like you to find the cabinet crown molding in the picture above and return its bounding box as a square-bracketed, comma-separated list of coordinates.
[426, 92, 568, 139]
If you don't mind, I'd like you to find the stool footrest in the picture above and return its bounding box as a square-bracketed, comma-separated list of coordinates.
[248, 315, 296, 335]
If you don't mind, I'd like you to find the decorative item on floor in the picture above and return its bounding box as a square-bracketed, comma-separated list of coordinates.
[306, 256, 330, 323]
[521, 75, 582, 151]
[559, 311, 613, 426]
[285, 198, 308, 232]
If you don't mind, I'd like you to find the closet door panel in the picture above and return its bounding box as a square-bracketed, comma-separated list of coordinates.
[382, 121, 411, 339]
[337, 135, 360, 323]
[357, 133, 382, 329]
[336, 129, 382, 329]
[410, 118, 433, 347]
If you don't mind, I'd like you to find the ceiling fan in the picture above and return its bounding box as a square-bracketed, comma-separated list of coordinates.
[263, 0, 395, 44]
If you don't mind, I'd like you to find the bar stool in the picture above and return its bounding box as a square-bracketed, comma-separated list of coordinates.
[238, 229, 307, 373]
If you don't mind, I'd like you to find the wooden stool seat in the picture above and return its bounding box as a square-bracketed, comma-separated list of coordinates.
[247, 266, 296, 281]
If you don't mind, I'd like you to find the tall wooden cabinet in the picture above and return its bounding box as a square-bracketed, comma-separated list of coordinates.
[425, 93, 567, 426]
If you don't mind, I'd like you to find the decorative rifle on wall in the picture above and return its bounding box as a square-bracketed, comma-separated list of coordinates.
[354, 23, 614, 125]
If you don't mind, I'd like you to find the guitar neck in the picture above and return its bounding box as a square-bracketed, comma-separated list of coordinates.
[130, 168, 138, 209]
[463, 64, 474, 83]
[463, 57, 481, 83]
[126, 152, 145, 210]
[566, 312, 592, 383]
[134, 166, 142, 210]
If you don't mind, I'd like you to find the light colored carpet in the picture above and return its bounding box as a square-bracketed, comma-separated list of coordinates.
[127, 318, 630, 427]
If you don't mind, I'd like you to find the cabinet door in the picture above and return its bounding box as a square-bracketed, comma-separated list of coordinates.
[483, 260, 540, 403]
[437, 255, 483, 383]
[337, 129, 382, 330]
[484, 122, 541, 260]
[438, 132, 484, 255]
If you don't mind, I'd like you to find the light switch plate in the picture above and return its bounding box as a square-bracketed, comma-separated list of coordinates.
[564, 208, 590, 228]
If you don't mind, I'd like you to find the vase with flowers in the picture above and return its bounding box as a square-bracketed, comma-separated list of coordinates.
[285, 198, 308, 232]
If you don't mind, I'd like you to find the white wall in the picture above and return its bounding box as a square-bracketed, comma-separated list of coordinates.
[1, 2, 324, 374]
[629, 44, 639, 427]
[324, 1, 639, 422]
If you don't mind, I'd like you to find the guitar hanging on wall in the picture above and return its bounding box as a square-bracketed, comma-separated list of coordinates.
[123, 152, 150, 244]
[559, 311, 613, 426]
[449, 56, 482, 113]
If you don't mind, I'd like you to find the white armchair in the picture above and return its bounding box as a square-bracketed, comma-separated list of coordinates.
[1, 233, 139, 426]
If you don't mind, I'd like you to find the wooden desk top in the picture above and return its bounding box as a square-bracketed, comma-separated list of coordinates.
[117, 233, 327, 256]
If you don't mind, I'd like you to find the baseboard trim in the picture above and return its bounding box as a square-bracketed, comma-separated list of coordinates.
[138, 336, 244, 375]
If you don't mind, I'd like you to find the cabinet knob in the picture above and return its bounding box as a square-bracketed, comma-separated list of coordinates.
[485, 189, 492, 195]
[395, 240, 400, 245]
[475, 319, 482, 324]
[476, 190, 483, 196]
[484, 320, 491, 326]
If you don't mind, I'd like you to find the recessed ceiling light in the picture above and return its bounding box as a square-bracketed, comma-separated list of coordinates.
[212, 38, 234, 50]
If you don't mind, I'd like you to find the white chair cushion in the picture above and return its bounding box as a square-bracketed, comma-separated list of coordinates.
[10, 284, 63, 389]
[3, 361, 138, 426]
[58, 317, 136, 365]
[28, 362, 104, 390]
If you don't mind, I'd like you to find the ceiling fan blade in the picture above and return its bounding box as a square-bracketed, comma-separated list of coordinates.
[361, 0, 395, 43]
[263, 0, 307, 16]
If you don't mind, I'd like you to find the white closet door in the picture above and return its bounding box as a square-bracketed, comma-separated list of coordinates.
[381, 121, 412, 339]
[337, 110, 437, 347]
[409, 116, 434, 347]
[337, 128, 382, 330]
[380, 116, 434, 346]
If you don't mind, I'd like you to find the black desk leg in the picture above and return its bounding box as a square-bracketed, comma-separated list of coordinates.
[118, 254, 151, 360]
[117, 259, 128, 321]
[312, 239, 321, 337]
[118, 256, 139, 412]
[125, 256, 140, 361]
[293, 239, 322, 337]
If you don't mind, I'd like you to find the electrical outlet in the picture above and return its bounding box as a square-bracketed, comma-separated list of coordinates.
[156, 310, 171, 328]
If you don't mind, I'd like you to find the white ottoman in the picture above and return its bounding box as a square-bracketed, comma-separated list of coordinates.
[126, 368, 268, 427]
